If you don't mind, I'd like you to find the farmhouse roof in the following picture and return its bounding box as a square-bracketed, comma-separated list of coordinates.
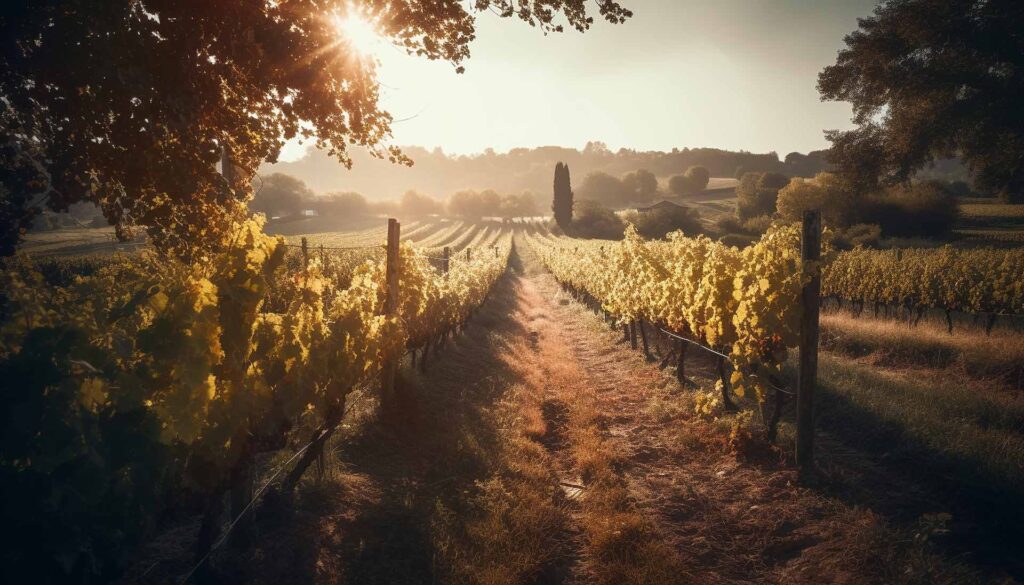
[635, 200, 687, 213]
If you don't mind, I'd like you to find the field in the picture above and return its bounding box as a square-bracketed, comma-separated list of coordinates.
[955, 199, 1024, 244]
[8, 210, 1024, 584]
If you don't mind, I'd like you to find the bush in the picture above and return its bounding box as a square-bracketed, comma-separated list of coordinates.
[621, 204, 703, 239]
[947, 180, 974, 197]
[447, 189, 502, 220]
[776, 172, 857, 226]
[835, 223, 882, 249]
[315, 191, 369, 217]
[715, 214, 770, 237]
[668, 175, 692, 197]
[622, 169, 659, 203]
[399, 190, 444, 217]
[861, 181, 958, 238]
[740, 214, 773, 235]
[685, 166, 710, 192]
[251, 172, 312, 218]
[577, 171, 629, 208]
[715, 215, 743, 235]
[499, 192, 540, 219]
[570, 200, 625, 239]
[736, 172, 787, 220]
[719, 233, 758, 248]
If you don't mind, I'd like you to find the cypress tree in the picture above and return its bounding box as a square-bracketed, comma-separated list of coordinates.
[552, 161, 574, 229]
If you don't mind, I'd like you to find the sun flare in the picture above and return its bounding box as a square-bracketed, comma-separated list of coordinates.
[335, 12, 383, 58]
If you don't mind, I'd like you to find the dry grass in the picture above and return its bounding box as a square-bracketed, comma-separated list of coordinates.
[430, 381, 571, 585]
[501, 275, 688, 584]
[821, 311, 1024, 389]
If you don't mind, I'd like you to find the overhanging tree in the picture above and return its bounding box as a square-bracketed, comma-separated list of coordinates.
[818, 0, 1024, 201]
[0, 0, 631, 256]
[553, 161, 574, 228]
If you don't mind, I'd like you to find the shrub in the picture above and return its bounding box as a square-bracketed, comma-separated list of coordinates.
[715, 215, 743, 235]
[447, 189, 502, 220]
[740, 214, 773, 235]
[758, 172, 790, 191]
[398, 190, 443, 217]
[719, 233, 758, 248]
[736, 172, 787, 220]
[570, 200, 625, 239]
[684, 166, 710, 192]
[316, 191, 369, 217]
[861, 181, 958, 238]
[835, 223, 882, 249]
[716, 214, 771, 237]
[621, 205, 702, 239]
[776, 172, 857, 226]
[668, 174, 692, 197]
[622, 169, 659, 203]
[577, 171, 629, 208]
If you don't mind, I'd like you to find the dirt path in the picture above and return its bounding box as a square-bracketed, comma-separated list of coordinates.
[204, 243, 975, 585]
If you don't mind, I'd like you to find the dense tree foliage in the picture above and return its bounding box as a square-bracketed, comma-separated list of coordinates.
[622, 204, 703, 239]
[315, 191, 370, 217]
[448, 189, 500, 221]
[684, 165, 710, 192]
[736, 172, 790, 220]
[250, 173, 314, 219]
[0, 0, 632, 255]
[776, 173, 857, 226]
[500, 192, 540, 219]
[621, 168, 659, 203]
[399, 190, 444, 217]
[861, 181, 959, 238]
[569, 199, 624, 239]
[668, 165, 711, 196]
[819, 0, 1024, 201]
[577, 170, 628, 208]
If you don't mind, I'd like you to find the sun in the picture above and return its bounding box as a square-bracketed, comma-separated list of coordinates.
[335, 12, 384, 58]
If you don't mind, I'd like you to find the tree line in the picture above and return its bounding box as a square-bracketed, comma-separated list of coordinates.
[250, 172, 541, 223]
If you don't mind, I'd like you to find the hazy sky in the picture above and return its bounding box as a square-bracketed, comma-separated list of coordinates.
[281, 0, 879, 161]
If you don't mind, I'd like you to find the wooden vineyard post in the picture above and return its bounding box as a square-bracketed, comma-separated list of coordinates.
[638, 319, 650, 358]
[300, 236, 309, 269]
[443, 246, 450, 274]
[796, 210, 821, 478]
[381, 218, 401, 415]
[466, 247, 472, 261]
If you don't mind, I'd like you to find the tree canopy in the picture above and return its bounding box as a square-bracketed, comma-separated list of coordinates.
[0, 0, 631, 255]
[818, 0, 1024, 200]
[250, 173, 313, 219]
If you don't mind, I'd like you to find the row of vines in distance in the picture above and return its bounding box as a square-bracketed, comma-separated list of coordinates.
[822, 246, 1024, 331]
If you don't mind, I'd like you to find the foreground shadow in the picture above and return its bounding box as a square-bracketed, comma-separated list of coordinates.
[217, 248, 535, 584]
[812, 379, 1024, 579]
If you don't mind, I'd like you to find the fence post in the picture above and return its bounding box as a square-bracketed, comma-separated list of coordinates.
[442, 246, 450, 274]
[301, 236, 309, 269]
[381, 218, 401, 415]
[466, 247, 472, 261]
[797, 210, 821, 478]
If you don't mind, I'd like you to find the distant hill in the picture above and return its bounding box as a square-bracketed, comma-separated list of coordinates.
[260, 143, 832, 199]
